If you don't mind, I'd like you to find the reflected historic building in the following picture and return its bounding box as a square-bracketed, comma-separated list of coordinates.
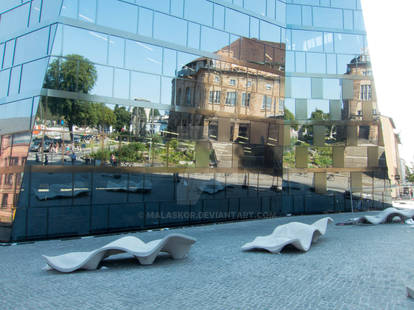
[0, 0, 401, 241]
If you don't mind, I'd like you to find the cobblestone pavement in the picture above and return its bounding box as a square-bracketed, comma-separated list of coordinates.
[1, 211, 413, 310]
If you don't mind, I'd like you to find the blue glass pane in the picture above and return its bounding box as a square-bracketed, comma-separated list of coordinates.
[313, 7, 342, 29]
[14, 27, 49, 65]
[225, 9, 249, 38]
[97, 0, 138, 33]
[184, 0, 213, 27]
[20, 58, 49, 94]
[154, 13, 187, 46]
[292, 30, 323, 52]
[62, 26, 108, 64]
[125, 40, 162, 74]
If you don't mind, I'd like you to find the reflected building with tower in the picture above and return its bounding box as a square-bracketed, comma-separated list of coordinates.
[0, 0, 401, 242]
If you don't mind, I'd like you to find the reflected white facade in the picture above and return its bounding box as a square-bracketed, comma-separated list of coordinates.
[0, 0, 398, 242]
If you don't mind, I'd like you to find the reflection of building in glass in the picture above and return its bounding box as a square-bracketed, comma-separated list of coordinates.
[169, 37, 285, 142]
[0, 0, 402, 242]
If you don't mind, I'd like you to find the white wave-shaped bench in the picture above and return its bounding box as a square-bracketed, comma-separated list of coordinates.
[43, 234, 196, 273]
[350, 207, 414, 225]
[241, 217, 333, 253]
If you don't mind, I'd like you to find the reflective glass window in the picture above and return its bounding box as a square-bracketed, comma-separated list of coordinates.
[138, 7, 153, 37]
[286, 4, 301, 25]
[250, 17, 259, 39]
[29, 0, 42, 26]
[114, 68, 130, 99]
[266, 0, 275, 19]
[0, 44, 4, 68]
[260, 21, 281, 43]
[91, 65, 114, 97]
[61, 0, 77, 18]
[244, 0, 266, 16]
[292, 30, 323, 52]
[323, 79, 341, 99]
[286, 51, 294, 72]
[0, 69, 10, 97]
[161, 77, 173, 105]
[337, 54, 356, 74]
[41, 0, 62, 21]
[125, 40, 162, 75]
[50, 24, 63, 56]
[331, 0, 356, 9]
[108, 36, 125, 68]
[307, 53, 325, 74]
[130, 72, 160, 103]
[188, 23, 201, 49]
[354, 11, 365, 31]
[97, 0, 138, 33]
[14, 27, 49, 65]
[20, 58, 49, 94]
[313, 7, 342, 29]
[79, 0, 96, 23]
[295, 52, 305, 72]
[0, 1, 21, 12]
[225, 9, 249, 38]
[324, 33, 334, 52]
[63, 26, 108, 65]
[0, 98, 33, 134]
[213, 4, 225, 30]
[302, 6, 312, 26]
[326, 53, 336, 74]
[8, 65, 21, 96]
[344, 10, 353, 30]
[171, 0, 184, 18]
[154, 13, 187, 47]
[276, 1, 286, 24]
[163, 49, 177, 77]
[201, 27, 229, 53]
[184, 0, 213, 27]
[3, 40, 16, 69]
[290, 77, 311, 98]
[136, 0, 170, 14]
[334, 34, 364, 54]
[0, 3, 30, 37]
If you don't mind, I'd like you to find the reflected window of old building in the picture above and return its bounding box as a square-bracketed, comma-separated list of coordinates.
[176, 88, 182, 105]
[185, 87, 191, 105]
[363, 70, 372, 76]
[225, 92, 237, 106]
[10, 156, 18, 166]
[266, 83, 272, 90]
[209, 90, 221, 104]
[5, 174, 12, 186]
[1, 194, 8, 208]
[279, 99, 285, 113]
[214, 76, 220, 83]
[360, 84, 372, 101]
[262, 95, 272, 110]
[242, 93, 251, 107]
[229, 79, 236, 86]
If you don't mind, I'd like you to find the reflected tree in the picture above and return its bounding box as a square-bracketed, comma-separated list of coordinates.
[114, 104, 132, 133]
[43, 54, 97, 139]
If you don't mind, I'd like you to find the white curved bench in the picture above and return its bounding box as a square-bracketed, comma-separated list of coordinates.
[351, 207, 414, 225]
[241, 217, 333, 253]
[43, 233, 196, 273]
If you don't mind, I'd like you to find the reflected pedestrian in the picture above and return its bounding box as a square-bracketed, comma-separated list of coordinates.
[71, 151, 76, 165]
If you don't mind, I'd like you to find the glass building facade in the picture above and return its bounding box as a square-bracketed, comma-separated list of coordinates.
[0, 0, 399, 241]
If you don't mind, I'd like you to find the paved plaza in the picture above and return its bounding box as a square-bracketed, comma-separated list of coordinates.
[1, 211, 413, 309]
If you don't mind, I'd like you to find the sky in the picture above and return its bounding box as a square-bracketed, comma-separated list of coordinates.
[361, 0, 414, 165]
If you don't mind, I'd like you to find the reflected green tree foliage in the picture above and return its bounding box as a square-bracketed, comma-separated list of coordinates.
[114, 104, 132, 132]
[43, 54, 99, 137]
